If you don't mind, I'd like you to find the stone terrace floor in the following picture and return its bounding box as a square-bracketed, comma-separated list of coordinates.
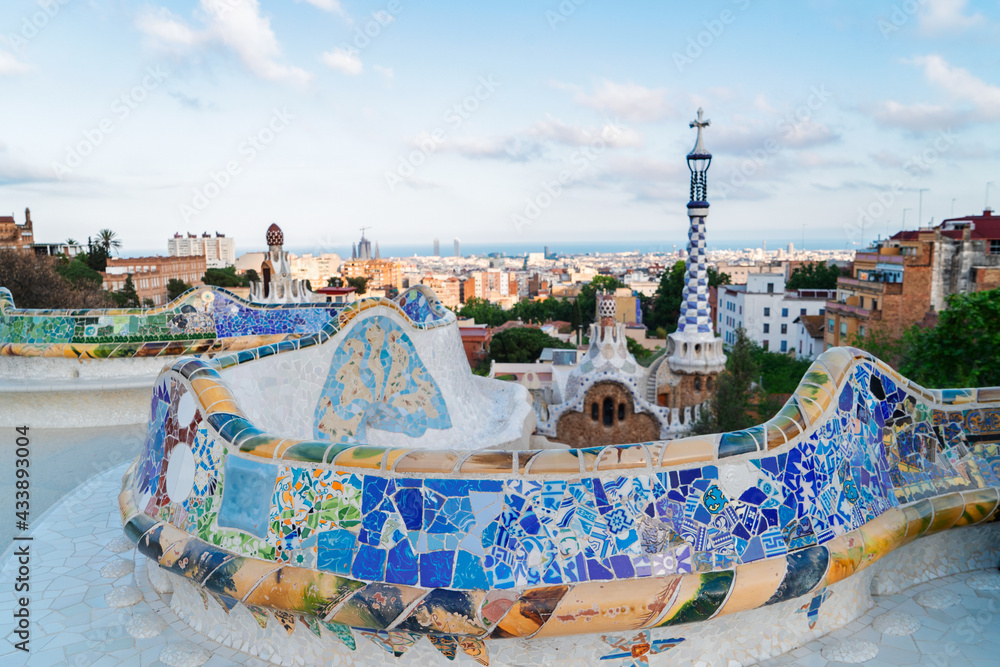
[1, 460, 998, 666]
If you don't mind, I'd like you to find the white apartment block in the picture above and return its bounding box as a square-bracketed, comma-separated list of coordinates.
[289, 253, 343, 287]
[717, 273, 834, 354]
[168, 233, 236, 269]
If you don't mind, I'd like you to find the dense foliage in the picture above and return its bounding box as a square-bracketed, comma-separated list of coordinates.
[0, 249, 110, 309]
[786, 261, 846, 290]
[488, 327, 574, 364]
[167, 278, 192, 301]
[346, 276, 369, 295]
[899, 288, 1000, 388]
[752, 346, 813, 395]
[848, 287, 1000, 389]
[691, 328, 760, 434]
[108, 275, 140, 308]
[643, 261, 730, 333]
[202, 266, 250, 288]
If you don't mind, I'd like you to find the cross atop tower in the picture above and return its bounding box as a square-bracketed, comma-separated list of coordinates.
[689, 108, 711, 157]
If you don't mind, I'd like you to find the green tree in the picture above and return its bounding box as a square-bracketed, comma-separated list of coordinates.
[848, 326, 905, 367]
[752, 347, 812, 394]
[202, 266, 249, 288]
[0, 249, 110, 308]
[626, 336, 654, 365]
[55, 256, 103, 289]
[142, 297, 155, 308]
[326, 276, 344, 287]
[84, 238, 109, 272]
[899, 288, 1000, 388]
[570, 299, 582, 345]
[576, 275, 624, 324]
[692, 328, 761, 435]
[109, 274, 140, 308]
[167, 278, 192, 301]
[245, 268, 260, 284]
[458, 297, 511, 327]
[96, 229, 122, 256]
[786, 262, 846, 290]
[645, 261, 730, 333]
[346, 276, 369, 295]
[489, 327, 573, 364]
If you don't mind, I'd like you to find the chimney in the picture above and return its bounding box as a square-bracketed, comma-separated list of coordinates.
[985, 208, 994, 217]
[24, 207, 31, 229]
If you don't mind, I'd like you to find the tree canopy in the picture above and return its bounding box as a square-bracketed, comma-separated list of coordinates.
[488, 327, 574, 364]
[202, 266, 249, 288]
[786, 262, 845, 290]
[898, 288, 1000, 388]
[644, 261, 730, 333]
[167, 278, 192, 301]
[0, 249, 110, 309]
[692, 328, 760, 434]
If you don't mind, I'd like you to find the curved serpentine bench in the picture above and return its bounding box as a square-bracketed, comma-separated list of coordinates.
[0, 285, 418, 426]
[118, 291, 1000, 663]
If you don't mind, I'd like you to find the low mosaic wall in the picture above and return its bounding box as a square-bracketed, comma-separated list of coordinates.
[0, 285, 344, 359]
[119, 335, 1000, 664]
[0, 285, 451, 427]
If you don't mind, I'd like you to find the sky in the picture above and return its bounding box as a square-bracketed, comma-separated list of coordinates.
[1, 0, 999, 257]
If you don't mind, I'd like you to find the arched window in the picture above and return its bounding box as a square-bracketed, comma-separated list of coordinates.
[591, 402, 599, 421]
[694, 377, 702, 391]
[603, 397, 614, 426]
[618, 403, 625, 421]
[706, 376, 713, 390]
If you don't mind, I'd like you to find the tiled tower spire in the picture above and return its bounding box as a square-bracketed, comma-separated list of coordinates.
[678, 108, 713, 335]
[666, 109, 727, 375]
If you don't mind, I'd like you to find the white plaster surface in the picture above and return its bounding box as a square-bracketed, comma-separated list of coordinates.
[1, 462, 997, 666]
[222, 308, 533, 451]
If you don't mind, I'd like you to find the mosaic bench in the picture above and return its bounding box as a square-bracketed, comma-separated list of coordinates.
[1, 284, 372, 427]
[118, 293, 1000, 664]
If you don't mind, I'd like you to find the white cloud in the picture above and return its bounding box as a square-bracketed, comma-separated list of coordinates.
[528, 118, 642, 149]
[909, 55, 1000, 110]
[574, 80, 675, 123]
[871, 55, 1000, 129]
[322, 47, 363, 75]
[919, 0, 985, 34]
[0, 51, 30, 75]
[136, 0, 311, 85]
[426, 135, 544, 163]
[297, 0, 345, 15]
[427, 118, 640, 163]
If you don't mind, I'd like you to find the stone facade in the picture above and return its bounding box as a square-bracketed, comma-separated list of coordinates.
[825, 210, 1000, 348]
[0, 208, 33, 253]
[555, 380, 661, 448]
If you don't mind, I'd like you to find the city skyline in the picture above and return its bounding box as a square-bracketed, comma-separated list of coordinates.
[1, 1, 999, 255]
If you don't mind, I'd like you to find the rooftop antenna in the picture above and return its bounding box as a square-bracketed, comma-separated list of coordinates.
[917, 188, 929, 227]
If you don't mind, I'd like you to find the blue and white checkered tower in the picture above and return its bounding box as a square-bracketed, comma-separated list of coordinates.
[667, 109, 727, 374]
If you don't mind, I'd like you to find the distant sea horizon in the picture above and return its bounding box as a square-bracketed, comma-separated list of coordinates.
[120, 238, 859, 260]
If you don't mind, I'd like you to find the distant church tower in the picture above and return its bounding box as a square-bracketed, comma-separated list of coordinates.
[653, 109, 726, 424]
[249, 223, 316, 303]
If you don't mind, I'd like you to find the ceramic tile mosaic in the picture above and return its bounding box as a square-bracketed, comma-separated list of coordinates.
[119, 293, 1000, 657]
[3, 457, 996, 667]
[0, 285, 344, 358]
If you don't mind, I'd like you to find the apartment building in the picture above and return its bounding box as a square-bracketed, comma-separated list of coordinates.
[824, 209, 1000, 349]
[102, 255, 206, 306]
[717, 273, 834, 353]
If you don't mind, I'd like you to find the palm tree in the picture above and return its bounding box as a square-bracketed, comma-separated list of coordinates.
[65, 238, 78, 247]
[97, 229, 121, 256]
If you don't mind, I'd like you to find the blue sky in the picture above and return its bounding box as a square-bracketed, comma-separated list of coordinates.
[1, 0, 999, 255]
